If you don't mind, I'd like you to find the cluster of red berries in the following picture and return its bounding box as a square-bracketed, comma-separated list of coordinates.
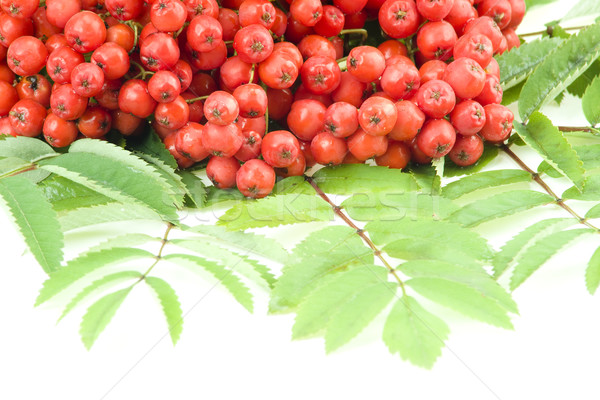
[0, 0, 521, 199]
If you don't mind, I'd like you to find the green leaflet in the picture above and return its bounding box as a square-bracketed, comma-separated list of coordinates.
[367, 219, 493, 262]
[217, 193, 333, 230]
[311, 164, 417, 194]
[586, 203, 600, 219]
[407, 164, 440, 194]
[39, 153, 179, 222]
[86, 233, 161, 253]
[127, 129, 177, 169]
[442, 170, 532, 200]
[58, 202, 162, 232]
[563, 174, 600, 201]
[443, 145, 499, 177]
[291, 265, 396, 352]
[0, 157, 31, 176]
[80, 287, 132, 350]
[519, 23, 600, 120]
[399, 260, 518, 314]
[515, 114, 586, 191]
[582, 76, 600, 126]
[406, 278, 514, 329]
[446, 190, 555, 227]
[35, 247, 155, 305]
[495, 37, 563, 90]
[0, 136, 56, 162]
[272, 176, 315, 195]
[383, 296, 449, 369]
[163, 254, 254, 312]
[145, 276, 184, 345]
[178, 170, 206, 208]
[501, 82, 524, 106]
[0, 176, 63, 273]
[170, 239, 275, 289]
[539, 144, 600, 177]
[341, 192, 458, 221]
[384, 239, 483, 270]
[510, 229, 595, 290]
[493, 218, 575, 278]
[203, 186, 246, 208]
[563, 0, 600, 21]
[585, 247, 600, 294]
[38, 175, 111, 212]
[59, 271, 142, 322]
[568, 60, 600, 97]
[270, 226, 374, 312]
[526, 0, 559, 8]
[184, 225, 289, 265]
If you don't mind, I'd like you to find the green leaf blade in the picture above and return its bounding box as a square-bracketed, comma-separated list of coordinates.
[145, 276, 184, 345]
[80, 287, 132, 350]
[585, 247, 600, 295]
[312, 164, 417, 194]
[582, 76, 600, 126]
[442, 170, 531, 200]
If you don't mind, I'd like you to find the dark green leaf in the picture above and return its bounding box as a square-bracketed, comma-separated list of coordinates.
[442, 169, 531, 200]
[0, 176, 63, 273]
[586, 247, 600, 294]
[312, 164, 417, 194]
[501, 82, 524, 106]
[80, 287, 132, 350]
[127, 129, 177, 169]
[203, 186, 246, 208]
[518, 23, 600, 120]
[383, 296, 449, 369]
[218, 193, 333, 230]
[582, 76, 600, 126]
[510, 229, 594, 290]
[38, 175, 111, 212]
[178, 170, 206, 208]
[407, 164, 440, 195]
[446, 190, 554, 227]
[145, 276, 184, 345]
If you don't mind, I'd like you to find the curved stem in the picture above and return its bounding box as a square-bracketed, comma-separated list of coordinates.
[136, 223, 174, 284]
[306, 177, 407, 294]
[339, 29, 368, 42]
[502, 145, 600, 232]
[519, 25, 589, 38]
[265, 107, 269, 135]
[248, 63, 256, 84]
[185, 95, 209, 104]
[131, 23, 139, 53]
[130, 60, 153, 80]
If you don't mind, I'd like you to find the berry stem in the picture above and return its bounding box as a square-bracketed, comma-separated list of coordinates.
[306, 176, 407, 293]
[249, 63, 256, 84]
[136, 222, 174, 284]
[265, 107, 269, 134]
[501, 144, 600, 233]
[130, 61, 154, 80]
[185, 95, 209, 104]
[519, 24, 589, 38]
[338, 29, 368, 43]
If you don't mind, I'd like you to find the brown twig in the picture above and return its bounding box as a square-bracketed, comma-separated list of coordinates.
[519, 25, 588, 38]
[306, 176, 406, 293]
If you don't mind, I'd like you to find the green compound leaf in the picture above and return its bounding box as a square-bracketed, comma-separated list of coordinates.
[493, 218, 575, 278]
[38, 175, 111, 212]
[442, 169, 531, 200]
[510, 229, 595, 290]
[291, 265, 396, 351]
[127, 129, 177, 169]
[495, 37, 563, 90]
[164, 254, 254, 312]
[519, 23, 600, 121]
[312, 164, 417, 194]
[406, 278, 514, 329]
[582, 76, 600, 126]
[80, 287, 132, 350]
[0, 176, 63, 273]
[58, 202, 162, 232]
[383, 296, 449, 369]
[39, 153, 179, 222]
[218, 193, 333, 230]
[145, 276, 184, 345]
[515, 114, 586, 191]
[446, 190, 555, 227]
[270, 226, 374, 313]
[563, 0, 600, 21]
[0, 136, 56, 162]
[400, 260, 518, 314]
[59, 271, 142, 322]
[342, 192, 458, 221]
[585, 247, 600, 294]
[36, 247, 155, 306]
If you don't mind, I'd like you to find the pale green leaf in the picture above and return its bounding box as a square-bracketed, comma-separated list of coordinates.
[218, 193, 333, 230]
[80, 287, 132, 350]
[145, 276, 184, 345]
[563, 174, 600, 200]
[495, 37, 563, 89]
[493, 218, 575, 277]
[0, 136, 56, 162]
[58, 202, 161, 232]
[585, 247, 600, 294]
[586, 203, 600, 219]
[0, 176, 63, 273]
[406, 278, 513, 329]
[164, 254, 253, 312]
[446, 190, 554, 227]
[272, 176, 315, 195]
[582, 76, 600, 126]
[312, 164, 417, 194]
[519, 23, 600, 120]
[36, 248, 154, 305]
[407, 164, 440, 194]
[383, 296, 449, 369]
[203, 186, 246, 208]
[86, 233, 161, 253]
[270, 226, 373, 312]
[0, 157, 31, 176]
[442, 170, 531, 200]
[59, 271, 141, 322]
[514, 114, 586, 191]
[342, 192, 458, 221]
[510, 229, 594, 290]
[563, 0, 600, 21]
[525, 0, 559, 9]
[539, 144, 600, 177]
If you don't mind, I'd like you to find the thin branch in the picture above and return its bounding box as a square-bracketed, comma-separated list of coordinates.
[306, 177, 407, 293]
[136, 223, 174, 283]
[519, 25, 589, 38]
[501, 145, 600, 232]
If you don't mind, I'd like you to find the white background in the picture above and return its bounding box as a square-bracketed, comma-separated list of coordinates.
[2, 2, 600, 399]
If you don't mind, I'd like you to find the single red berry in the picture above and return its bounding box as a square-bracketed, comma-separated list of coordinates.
[0, 11, 33, 47]
[92, 42, 131, 80]
[463, 16, 504, 52]
[50, 84, 88, 121]
[380, 61, 420, 100]
[148, 71, 182, 103]
[207, 156, 240, 189]
[46, 0, 81, 28]
[1, 0, 38, 20]
[375, 141, 411, 169]
[155, 96, 190, 130]
[443, 57, 486, 99]
[417, 21, 457, 61]
[46, 45, 84, 84]
[151, 0, 187, 32]
[347, 46, 386, 83]
[314, 5, 345, 37]
[71, 62, 105, 98]
[310, 131, 347, 165]
[234, 130, 262, 162]
[105, 0, 144, 22]
[324, 101, 358, 138]
[416, 118, 457, 158]
[233, 84, 268, 118]
[480, 104, 514, 142]
[77, 106, 112, 139]
[233, 23, 274, 64]
[449, 134, 484, 166]
[449, 99, 486, 136]
[347, 127, 388, 161]
[388, 100, 425, 141]
[238, 0, 276, 29]
[8, 99, 45, 137]
[140, 32, 180, 71]
[300, 55, 341, 95]
[236, 159, 276, 198]
[64, 11, 107, 53]
[7, 36, 48, 76]
[187, 15, 223, 53]
[118, 79, 157, 118]
[478, 0, 512, 30]
[379, 0, 419, 39]
[416, 0, 454, 21]
[298, 34, 336, 60]
[258, 53, 299, 90]
[378, 39, 408, 60]
[204, 91, 239, 126]
[15, 74, 51, 108]
[475, 74, 503, 106]
[43, 113, 78, 147]
[202, 122, 243, 157]
[261, 130, 301, 168]
[175, 122, 210, 162]
[164, 132, 195, 169]
[415, 79, 456, 119]
[358, 96, 398, 136]
[290, 0, 323, 27]
[453, 33, 494, 69]
[287, 99, 326, 141]
[275, 152, 306, 177]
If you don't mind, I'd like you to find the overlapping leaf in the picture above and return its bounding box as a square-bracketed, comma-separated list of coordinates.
[442, 170, 531, 200]
[312, 164, 417, 194]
